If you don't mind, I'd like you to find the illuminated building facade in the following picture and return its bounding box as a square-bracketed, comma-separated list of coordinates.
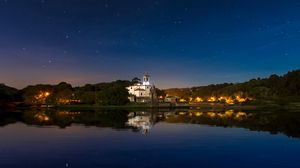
[127, 73, 156, 103]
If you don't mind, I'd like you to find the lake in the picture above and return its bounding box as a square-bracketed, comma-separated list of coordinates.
[0, 109, 300, 168]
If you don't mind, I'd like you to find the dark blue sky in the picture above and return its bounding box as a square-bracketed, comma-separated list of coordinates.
[0, 0, 299, 89]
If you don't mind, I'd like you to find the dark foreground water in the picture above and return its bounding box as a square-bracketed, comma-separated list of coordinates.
[0, 109, 300, 168]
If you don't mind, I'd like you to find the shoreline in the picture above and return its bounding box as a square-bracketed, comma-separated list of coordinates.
[2, 101, 300, 112]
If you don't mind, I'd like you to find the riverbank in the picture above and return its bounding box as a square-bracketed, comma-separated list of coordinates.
[2, 101, 300, 112]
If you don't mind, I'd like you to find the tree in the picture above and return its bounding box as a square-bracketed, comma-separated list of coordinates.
[156, 88, 166, 98]
[21, 84, 53, 105]
[0, 84, 19, 105]
[96, 84, 129, 105]
[45, 82, 74, 105]
[131, 77, 141, 84]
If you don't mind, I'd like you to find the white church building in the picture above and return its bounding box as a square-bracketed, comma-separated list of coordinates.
[127, 73, 156, 103]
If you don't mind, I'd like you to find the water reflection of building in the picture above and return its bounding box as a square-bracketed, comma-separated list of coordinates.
[34, 112, 50, 122]
[126, 112, 156, 134]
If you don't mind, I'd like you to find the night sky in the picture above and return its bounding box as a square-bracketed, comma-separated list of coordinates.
[0, 0, 300, 89]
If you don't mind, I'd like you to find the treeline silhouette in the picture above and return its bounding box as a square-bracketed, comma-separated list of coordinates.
[0, 80, 131, 107]
[0, 84, 20, 107]
[165, 69, 300, 103]
[20, 80, 131, 106]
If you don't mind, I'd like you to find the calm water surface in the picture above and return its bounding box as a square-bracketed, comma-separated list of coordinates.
[0, 109, 300, 168]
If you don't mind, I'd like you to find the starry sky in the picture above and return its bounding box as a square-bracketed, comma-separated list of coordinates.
[0, 0, 300, 89]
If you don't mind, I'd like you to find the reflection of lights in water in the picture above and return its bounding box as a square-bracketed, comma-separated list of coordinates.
[57, 111, 81, 121]
[225, 110, 234, 117]
[128, 112, 135, 117]
[217, 113, 225, 118]
[183, 110, 251, 121]
[58, 111, 81, 115]
[179, 112, 186, 115]
[34, 113, 50, 122]
[194, 112, 203, 117]
[127, 114, 152, 134]
[203, 111, 249, 120]
[44, 116, 49, 121]
[165, 112, 177, 119]
[235, 112, 247, 119]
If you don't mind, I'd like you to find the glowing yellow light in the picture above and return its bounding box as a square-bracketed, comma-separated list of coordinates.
[207, 112, 216, 118]
[195, 112, 203, 116]
[218, 96, 225, 101]
[225, 98, 234, 105]
[195, 97, 203, 102]
[236, 96, 246, 103]
[218, 96, 234, 104]
[58, 98, 71, 104]
[44, 92, 50, 97]
[247, 97, 255, 101]
[179, 98, 187, 102]
[208, 96, 217, 102]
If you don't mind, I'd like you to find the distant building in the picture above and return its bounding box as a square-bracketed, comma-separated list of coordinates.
[164, 95, 179, 103]
[127, 73, 157, 103]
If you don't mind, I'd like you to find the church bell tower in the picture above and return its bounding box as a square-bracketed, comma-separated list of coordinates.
[143, 73, 150, 85]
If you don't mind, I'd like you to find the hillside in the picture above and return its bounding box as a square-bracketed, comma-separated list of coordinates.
[164, 69, 300, 104]
[0, 84, 19, 104]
